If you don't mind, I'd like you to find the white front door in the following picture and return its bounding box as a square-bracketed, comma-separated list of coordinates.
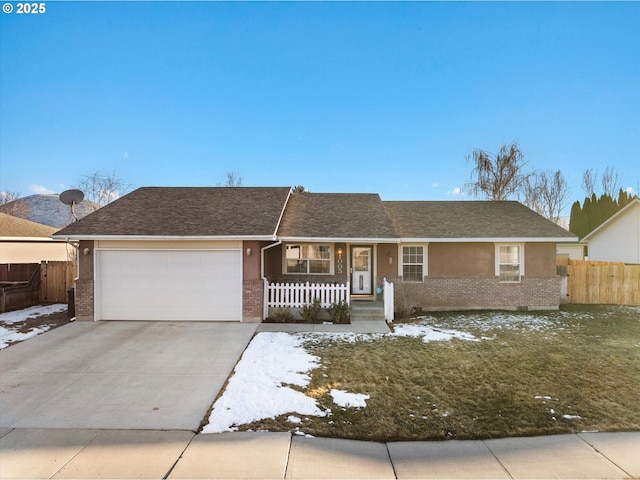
[351, 246, 373, 295]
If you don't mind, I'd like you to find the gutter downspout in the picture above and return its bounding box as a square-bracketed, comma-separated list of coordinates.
[53, 235, 79, 278]
[57, 238, 79, 321]
[261, 240, 282, 320]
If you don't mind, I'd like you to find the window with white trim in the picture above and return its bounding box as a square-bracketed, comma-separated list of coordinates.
[497, 244, 523, 282]
[402, 245, 424, 282]
[285, 244, 331, 274]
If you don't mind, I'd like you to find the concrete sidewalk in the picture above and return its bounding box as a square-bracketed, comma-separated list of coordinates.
[1, 429, 638, 479]
[257, 317, 391, 334]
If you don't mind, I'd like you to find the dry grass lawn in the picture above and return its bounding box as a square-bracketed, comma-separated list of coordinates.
[239, 305, 640, 441]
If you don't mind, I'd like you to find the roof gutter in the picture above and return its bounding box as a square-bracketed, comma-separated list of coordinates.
[3, 237, 62, 242]
[279, 237, 401, 243]
[397, 237, 579, 243]
[51, 235, 279, 242]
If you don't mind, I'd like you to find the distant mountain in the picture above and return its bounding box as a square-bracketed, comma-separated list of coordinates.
[0, 194, 97, 228]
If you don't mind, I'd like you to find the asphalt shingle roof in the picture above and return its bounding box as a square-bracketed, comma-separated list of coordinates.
[0, 213, 58, 238]
[54, 187, 292, 238]
[277, 193, 398, 239]
[53, 187, 576, 241]
[383, 201, 576, 239]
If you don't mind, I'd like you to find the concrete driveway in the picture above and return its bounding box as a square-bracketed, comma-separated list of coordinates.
[0, 321, 257, 431]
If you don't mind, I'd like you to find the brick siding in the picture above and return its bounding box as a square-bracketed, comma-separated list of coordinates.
[243, 279, 263, 322]
[74, 278, 94, 320]
[394, 276, 561, 312]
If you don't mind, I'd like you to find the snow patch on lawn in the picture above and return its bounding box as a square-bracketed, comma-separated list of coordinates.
[330, 389, 370, 408]
[412, 312, 560, 333]
[202, 332, 328, 434]
[563, 414, 582, 420]
[0, 326, 51, 349]
[0, 304, 67, 324]
[0, 304, 67, 349]
[392, 324, 479, 343]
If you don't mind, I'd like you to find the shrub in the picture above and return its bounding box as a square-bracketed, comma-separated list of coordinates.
[272, 307, 293, 323]
[327, 300, 350, 324]
[299, 299, 322, 323]
[394, 282, 426, 319]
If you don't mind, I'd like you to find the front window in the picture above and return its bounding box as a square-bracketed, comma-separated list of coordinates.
[498, 245, 522, 282]
[286, 244, 331, 274]
[402, 245, 424, 282]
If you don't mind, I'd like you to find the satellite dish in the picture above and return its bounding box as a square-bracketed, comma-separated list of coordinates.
[60, 189, 84, 206]
[59, 189, 85, 222]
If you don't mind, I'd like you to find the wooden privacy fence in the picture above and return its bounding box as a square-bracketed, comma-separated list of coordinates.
[40, 261, 76, 303]
[0, 261, 75, 312]
[0, 263, 39, 282]
[560, 259, 640, 305]
[267, 281, 350, 308]
[0, 265, 40, 313]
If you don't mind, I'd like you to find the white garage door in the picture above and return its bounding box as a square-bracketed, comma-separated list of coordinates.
[96, 250, 242, 321]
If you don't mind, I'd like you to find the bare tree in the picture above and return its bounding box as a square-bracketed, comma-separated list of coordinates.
[601, 165, 621, 197]
[524, 170, 570, 224]
[292, 185, 307, 193]
[581, 168, 597, 197]
[0, 190, 20, 205]
[77, 170, 131, 210]
[539, 170, 570, 223]
[0, 191, 30, 218]
[220, 171, 243, 187]
[522, 177, 544, 217]
[465, 142, 531, 201]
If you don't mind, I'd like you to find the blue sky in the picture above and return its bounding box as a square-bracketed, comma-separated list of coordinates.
[1, 1, 638, 212]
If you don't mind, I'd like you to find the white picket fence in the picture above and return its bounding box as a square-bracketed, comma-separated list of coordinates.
[266, 281, 350, 309]
[383, 277, 394, 322]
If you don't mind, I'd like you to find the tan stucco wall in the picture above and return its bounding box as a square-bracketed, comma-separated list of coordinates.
[376, 243, 397, 279]
[428, 242, 494, 278]
[78, 240, 94, 280]
[242, 240, 261, 280]
[525, 242, 557, 277]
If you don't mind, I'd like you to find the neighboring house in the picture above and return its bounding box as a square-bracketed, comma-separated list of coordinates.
[0, 194, 96, 228]
[0, 213, 71, 263]
[556, 242, 586, 261]
[53, 187, 577, 322]
[581, 198, 640, 264]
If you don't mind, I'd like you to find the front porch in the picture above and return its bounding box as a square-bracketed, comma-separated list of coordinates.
[258, 299, 391, 334]
[263, 279, 394, 323]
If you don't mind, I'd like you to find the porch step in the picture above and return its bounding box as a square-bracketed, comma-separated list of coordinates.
[350, 301, 386, 322]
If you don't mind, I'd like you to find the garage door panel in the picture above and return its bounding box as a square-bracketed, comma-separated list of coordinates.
[97, 250, 242, 321]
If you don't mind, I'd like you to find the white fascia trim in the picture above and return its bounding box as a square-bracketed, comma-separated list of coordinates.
[399, 237, 578, 243]
[51, 235, 278, 242]
[3, 237, 60, 242]
[280, 237, 400, 243]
